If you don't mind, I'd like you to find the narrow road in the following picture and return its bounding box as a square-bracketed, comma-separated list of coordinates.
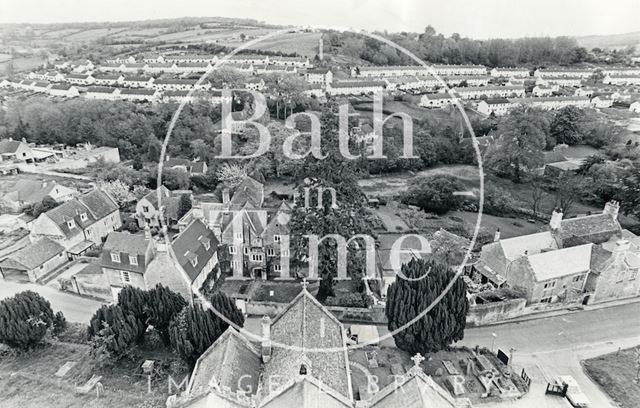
[0, 279, 105, 323]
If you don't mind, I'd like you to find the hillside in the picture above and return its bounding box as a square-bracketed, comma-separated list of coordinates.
[575, 31, 640, 50]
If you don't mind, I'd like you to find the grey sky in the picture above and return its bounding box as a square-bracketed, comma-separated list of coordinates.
[0, 0, 638, 39]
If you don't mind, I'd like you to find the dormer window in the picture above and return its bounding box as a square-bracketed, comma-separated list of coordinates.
[273, 235, 281, 242]
[80, 212, 88, 221]
[191, 257, 198, 267]
[67, 220, 75, 229]
[111, 252, 121, 263]
[299, 364, 307, 376]
[229, 245, 237, 254]
[129, 255, 138, 266]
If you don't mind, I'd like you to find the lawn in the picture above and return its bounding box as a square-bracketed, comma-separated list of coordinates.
[0, 336, 188, 408]
[583, 347, 640, 408]
[244, 32, 322, 57]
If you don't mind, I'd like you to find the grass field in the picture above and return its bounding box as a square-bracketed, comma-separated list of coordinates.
[0, 57, 47, 73]
[0, 337, 187, 408]
[244, 31, 321, 57]
[583, 347, 640, 408]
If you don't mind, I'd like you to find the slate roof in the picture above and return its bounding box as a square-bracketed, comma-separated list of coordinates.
[188, 328, 262, 398]
[263, 290, 352, 399]
[0, 139, 24, 154]
[498, 231, 558, 260]
[557, 213, 621, 245]
[0, 238, 64, 271]
[101, 232, 151, 274]
[44, 189, 118, 239]
[526, 243, 593, 282]
[229, 177, 264, 208]
[50, 83, 73, 91]
[261, 376, 352, 408]
[171, 219, 219, 281]
[87, 86, 118, 94]
[120, 88, 157, 95]
[3, 180, 64, 204]
[368, 368, 458, 408]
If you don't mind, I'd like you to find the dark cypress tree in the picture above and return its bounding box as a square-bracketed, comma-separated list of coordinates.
[169, 291, 244, 366]
[385, 258, 468, 354]
[117, 286, 149, 342]
[0, 291, 54, 349]
[144, 284, 187, 345]
[88, 304, 141, 360]
[177, 194, 192, 220]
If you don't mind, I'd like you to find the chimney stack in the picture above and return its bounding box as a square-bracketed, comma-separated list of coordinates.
[144, 223, 151, 240]
[494, 228, 501, 242]
[261, 315, 271, 363]
[603, 200, 620, 220]
[550, 208, 563, 231]
[222, 188, 230, 204]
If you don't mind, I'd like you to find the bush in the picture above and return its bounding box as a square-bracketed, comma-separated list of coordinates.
[0, 291, 54, 349]
[401, 175, 465, 215]
[52, 311, 67, 337]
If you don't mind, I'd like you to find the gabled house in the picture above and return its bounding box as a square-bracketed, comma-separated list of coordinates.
[0, 138, 34, 163]
[29, 189, 121, 257]
[0, 237, 66, 282]
[49, 83, 80, 98]
[164, 157, 208, 175]
[0, 179, 77, 212]
[135, 185, 182, 228]
[101, 231, 156, 301]
[145, 219, 219, 302]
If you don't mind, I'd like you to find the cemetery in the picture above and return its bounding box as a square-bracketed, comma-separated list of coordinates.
[348, 346, 528, 404]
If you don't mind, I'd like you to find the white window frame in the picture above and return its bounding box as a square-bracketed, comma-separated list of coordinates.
[80, 212, 88, 221]
[251, 254, 263, 262]
[67, 220, 75, 229]
[129, 255, 138, 266]
[274, 264, 282, 272]
[111, 252, 121, 263]
[266, 248, 275, 257]
[191, 257, 198, 267]
[273, 234, 281, 242]
[228, 245, 237, 254]
[121, 271, 131, 284]
[244, 247, 250, 255]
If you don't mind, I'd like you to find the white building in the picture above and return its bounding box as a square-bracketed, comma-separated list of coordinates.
[592, 95, 614, 108]
[118, 88, 160, 102]
[477, 98, 513, 116]
[65, 73, 95, 86]
[532, 85, 556, 97]
[93, 73, 124, 86]
[245, 77, 266, 91]
[453, 85, 525, 100]
[543, 76, 584, 87]
[419, 92, 455, 108]
[153, 78, 208, 91]
[509, 96, 592, 110]
[305, 67, 333, 85]
[534, 68, 594, 78]
[326, 80, 386, 96]
[122, 76, 154, 88]
[49, 84, 79, 98]
[603, 75, 640, 86]
[490, 67, 530, 78]
[601, 67, 640, 76]
[630, 101, 640, 113]
[85, 86, 121, 100]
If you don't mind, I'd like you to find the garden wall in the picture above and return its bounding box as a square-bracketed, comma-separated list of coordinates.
[467, 298, 527, 326]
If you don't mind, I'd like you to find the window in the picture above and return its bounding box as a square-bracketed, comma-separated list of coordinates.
[232, 260, 241, 269]
[228, 246, 237, 254]
[274, 264, 282, 272]
[121, 271, 131, 284]
[540, 297, 552, 303]
[543, 281, 556, 289]
[266, 248, 275, 257]
[129, 255, 138, 266]
[67, 220, 75, 229]
[273, 234, 281, 242]
[111, 252, 121, 263]
[203, 240, 210, 251]
[572, 274, 584, 282]
[282, 249, 290, 258]
[252, 254, 263, 262]
[143, 205, 149, 213]
[80, 212, 88, 221]
[630, 269, 638, 281]
[235, 232, 243, 240]
[191, 257, 198, 267]
[244, 247, 250, 255]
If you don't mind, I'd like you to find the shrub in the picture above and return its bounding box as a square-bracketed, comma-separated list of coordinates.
[52, 311, 67, 337]
[0, 291, 54, 349]
[88, 304, 142, 360]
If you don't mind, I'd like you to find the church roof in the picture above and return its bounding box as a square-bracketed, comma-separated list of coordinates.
[368, 367, 460, 408]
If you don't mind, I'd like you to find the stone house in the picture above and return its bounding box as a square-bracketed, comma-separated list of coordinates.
[0, 139, 34, 163]
[135, 186, 182, 228]
[0, 238, 66, 282]
[30, 189, 121, 257]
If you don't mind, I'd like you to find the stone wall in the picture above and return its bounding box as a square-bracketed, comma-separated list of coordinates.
[467, 298, 527, 326]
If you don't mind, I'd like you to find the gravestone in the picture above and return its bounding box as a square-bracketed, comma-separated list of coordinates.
[55, 361, 76, 378]
[445, 375, 466, 396]
[442, 360, 459, 375]
[141, 360, 155, 374]
[76, 374, 103, 394]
